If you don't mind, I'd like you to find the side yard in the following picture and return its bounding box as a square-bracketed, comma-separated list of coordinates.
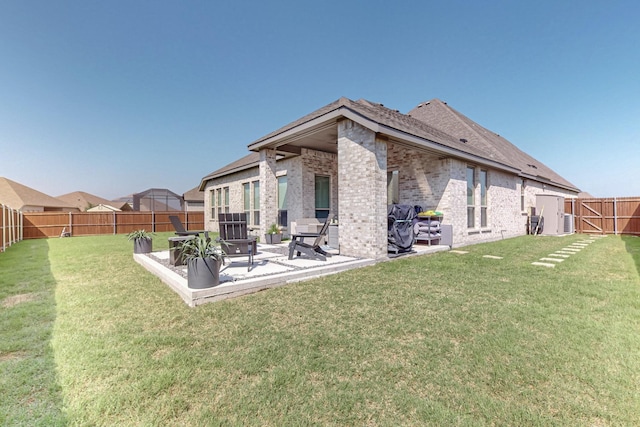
[1, 233, 639, 425]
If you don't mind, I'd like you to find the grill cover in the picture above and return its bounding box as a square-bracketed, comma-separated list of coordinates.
[388, 204, 416, 254]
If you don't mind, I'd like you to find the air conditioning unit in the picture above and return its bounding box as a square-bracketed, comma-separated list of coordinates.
[564, 214, 575, 234]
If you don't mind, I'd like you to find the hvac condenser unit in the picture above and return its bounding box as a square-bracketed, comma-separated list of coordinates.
[536, 194, 565, 235]
[564, 214, 575, 234]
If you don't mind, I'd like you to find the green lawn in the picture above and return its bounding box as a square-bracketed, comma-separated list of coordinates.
[1, 233, 639, 426]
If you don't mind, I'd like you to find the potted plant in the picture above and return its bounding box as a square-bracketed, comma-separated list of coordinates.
[127, 229, 154, 254]
[178, 233, 225, 289]
[265, 223, 282, 244]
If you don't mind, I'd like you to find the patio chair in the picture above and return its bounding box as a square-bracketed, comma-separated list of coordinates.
[217, 213, 257, 271]
[288, 215, 332, 261]
[169, 215, 203, 236]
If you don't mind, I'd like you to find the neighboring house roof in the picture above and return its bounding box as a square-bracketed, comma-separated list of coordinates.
[56, 191, 120, 211]
[245, 97, 579, 193]
[183, 185, 205, 202]
[0, 177, 77, 211]
[86, 204, 121, 212]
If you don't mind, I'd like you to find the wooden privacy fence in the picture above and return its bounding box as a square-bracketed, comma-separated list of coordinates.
[564, 197, 640, 236]
[1, 204, 23, 251]
[22, 211, 204, 239]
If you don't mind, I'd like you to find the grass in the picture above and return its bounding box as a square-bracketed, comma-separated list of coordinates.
[1, 232, 639, 425]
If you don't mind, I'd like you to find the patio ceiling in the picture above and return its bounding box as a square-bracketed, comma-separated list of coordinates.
[271, 121, 339, 155]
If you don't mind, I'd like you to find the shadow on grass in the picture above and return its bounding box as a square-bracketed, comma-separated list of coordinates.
[622, 235, 640, 276]
[0, 239, 67, 426]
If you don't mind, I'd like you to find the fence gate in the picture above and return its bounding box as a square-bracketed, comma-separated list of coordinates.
[567, 197, 640, 236]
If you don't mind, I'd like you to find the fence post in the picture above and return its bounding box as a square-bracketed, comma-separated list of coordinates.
[613, 197, 618, 235]
[2, 204, 5, 251]
[152, 211, 155, 233]
[113, 211, 117, 235]
[571, 198, 575, 234]
[9, 207, 13, 246]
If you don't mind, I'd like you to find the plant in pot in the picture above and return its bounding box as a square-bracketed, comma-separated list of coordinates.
[265, 223, 282, 244]
[178, 233, 225, 289]
[127, 229, 154, 254]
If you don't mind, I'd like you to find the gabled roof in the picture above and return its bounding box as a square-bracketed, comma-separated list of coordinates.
[407, 99, 578, 190]
[246, 97, 579, 192]
[86, 204, 121, 212]
[250, 97, 489, 158]
[200, 153, 260, 189]
[183, 185, 204, 202]
[56, 191, 119, 212]
[0, 177, 78, 211]
[199, 151, 291, 190]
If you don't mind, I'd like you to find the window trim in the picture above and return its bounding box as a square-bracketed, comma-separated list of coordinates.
[314, 174, 330, 220]
[387, 170, 399, 205]
[480, 169, 488, 228]
[277, 175, 288, 227]
[466, 166, 475, 229]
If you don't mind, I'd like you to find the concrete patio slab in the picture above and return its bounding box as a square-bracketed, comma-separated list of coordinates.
[134, 242, 450, 306]
[134, 244, 376, 306]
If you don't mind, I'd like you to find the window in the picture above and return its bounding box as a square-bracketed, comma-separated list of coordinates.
[252, 180, 260, 226]
[277, 176, 288, 227]
[466, 166, 475, 228]
[387, 170, 399, 205]
[480, 169, 487, 227]
[223, 187, 229, 213]
[315, 175, 330, 219]
[217, 189, 222, 217]
[243, 183, 250, 222]
[214, 190, 216, 219]
[521, 180, 525, 212]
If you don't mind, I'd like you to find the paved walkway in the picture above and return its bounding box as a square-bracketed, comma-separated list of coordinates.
[134, 242, 449, 306]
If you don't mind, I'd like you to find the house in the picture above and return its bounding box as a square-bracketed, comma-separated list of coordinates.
[56, 191, 131, 212]
[183, 186, 205, 212]
[86, 204, 122, 212]
[0, 177, 78, 212]
[199, 98, 579, 259]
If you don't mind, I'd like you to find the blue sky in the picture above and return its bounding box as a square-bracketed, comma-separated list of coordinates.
[1, 1, 638, 199]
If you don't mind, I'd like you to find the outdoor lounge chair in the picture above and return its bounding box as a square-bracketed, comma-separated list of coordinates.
[288, 216, 332, 261]
[169, 215, 203, 236]
[217, 213, 257, 271]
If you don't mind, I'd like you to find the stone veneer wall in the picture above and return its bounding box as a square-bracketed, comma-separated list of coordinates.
[338, 120, 388, 259]
[202, 150, 301, 237]
[387, 142, 452, 212]
[386, 142, 578, 247]
[446, 159, 577, 247]
[300, 148, 338, 218]
[202, 167, 258, 233]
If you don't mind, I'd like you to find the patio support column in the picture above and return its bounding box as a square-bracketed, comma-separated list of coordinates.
[338, 119, 388, 259]
[259, 148, 278, 238]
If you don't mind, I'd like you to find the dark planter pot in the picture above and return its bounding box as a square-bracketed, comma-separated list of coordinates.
[133, 237, 152, 254]
[187, 257, 221, 289]
[265, 233, 282, 244]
